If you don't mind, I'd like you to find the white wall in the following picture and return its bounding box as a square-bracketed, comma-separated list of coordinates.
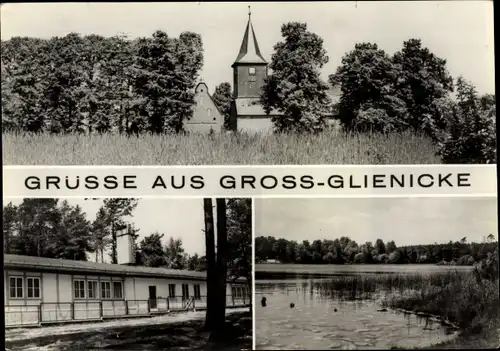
[237, 117, 274, 134]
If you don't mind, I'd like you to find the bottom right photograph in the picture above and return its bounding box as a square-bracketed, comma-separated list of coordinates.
[254, 197, 499, 350]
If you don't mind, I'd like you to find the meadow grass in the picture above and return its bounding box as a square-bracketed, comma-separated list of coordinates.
[314, 270, 499, 335]
[2, 130, 441, 165]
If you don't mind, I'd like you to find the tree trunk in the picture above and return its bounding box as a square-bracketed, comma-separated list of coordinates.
[209, 198, 228, 342]
[203, 198, 216, 331]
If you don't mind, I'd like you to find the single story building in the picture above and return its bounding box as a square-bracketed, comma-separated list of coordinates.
[4, 254, 250, 328]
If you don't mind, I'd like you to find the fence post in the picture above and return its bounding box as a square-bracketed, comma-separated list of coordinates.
[232, 293, 235, 307]
[193, 297, 196, 312]
[38, 304, 42, 325]
[147, 299, 151, 314]
[167, 298, 170, 312]
[125, 300, 129, 316]
[100, 301, 103, 319]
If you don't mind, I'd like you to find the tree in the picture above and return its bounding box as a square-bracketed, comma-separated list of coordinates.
[3, 202, 18, 254]
[164, 237, 187, 269]
[329, 43, 408, 133]
[203, 198, 216, 331]
[374, 239, 386, 255]
[52, 201, 93, 260]
[187, 253, 201, 271]
[260, 22, 332, 133]
[211, 82, 232, 130]
[91, 207, 110, 263]
[139, 232, 167, 267]
[101, 198, 138, 263]
[437, 77, 496, 164]
[133, 31, 203, 133]
[392, 38, 454, 136]
[210, 198, 228, 342]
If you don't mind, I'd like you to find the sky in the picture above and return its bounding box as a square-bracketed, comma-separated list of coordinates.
[255, 197, 498, 246]
[3, 198, 208, 256]
[0, 1, 495, 94]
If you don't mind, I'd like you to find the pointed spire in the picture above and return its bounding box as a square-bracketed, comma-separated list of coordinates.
[233, 6, 267, 66]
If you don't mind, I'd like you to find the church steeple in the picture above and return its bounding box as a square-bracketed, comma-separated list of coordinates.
[232, 6, 267, 67]
[232, 6, 268, 99]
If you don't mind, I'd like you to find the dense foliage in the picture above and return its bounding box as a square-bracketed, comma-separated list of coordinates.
[211, 82, 232, 130]
[1, 32, 203, 134]
[255, 234, 498, 265]
[260, 22, 332, 133]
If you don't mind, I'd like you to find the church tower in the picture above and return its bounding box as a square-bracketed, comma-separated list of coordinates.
[232, 6, 268, 98]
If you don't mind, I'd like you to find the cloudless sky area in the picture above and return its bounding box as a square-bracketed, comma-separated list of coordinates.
[255, 197, 498, 246]
[4, 198, 208, 256]
[0, 1, 495, 94]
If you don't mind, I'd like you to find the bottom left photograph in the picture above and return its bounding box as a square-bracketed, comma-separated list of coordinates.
[4, 197, 252, 351]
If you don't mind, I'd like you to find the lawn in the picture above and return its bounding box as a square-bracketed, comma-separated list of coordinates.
[2, 130, 441, 165]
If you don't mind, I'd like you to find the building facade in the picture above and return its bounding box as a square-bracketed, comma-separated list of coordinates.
[4, 254, 249, 328]
[185, 82, 224, 133]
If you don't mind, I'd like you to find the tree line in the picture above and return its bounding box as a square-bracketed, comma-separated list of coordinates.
[255, 234, 498, 266]
[1, 31, 203, 134]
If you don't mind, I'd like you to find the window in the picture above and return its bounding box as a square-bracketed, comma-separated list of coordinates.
[249, 67, 256, 82]
[9, 277, 23, 298]
[194, 284, 201, 300]
[88, 281, 98, 299]
[168, 284, 176, 298]
[182, 284, 189, 299]
[113, 281, 123, 299]
[101, 281, 111, 299]
[27, 277, 40, 298]
[74, 280, 85, 299]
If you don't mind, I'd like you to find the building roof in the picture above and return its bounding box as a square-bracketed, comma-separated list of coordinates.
[232, 11, 267, 66]
[4, 254, 246, 283]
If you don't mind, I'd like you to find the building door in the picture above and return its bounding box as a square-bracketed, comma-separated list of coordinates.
[149, 286, 157, 310]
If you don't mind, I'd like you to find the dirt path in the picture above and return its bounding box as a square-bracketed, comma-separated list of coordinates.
[5, 308, 251, 351]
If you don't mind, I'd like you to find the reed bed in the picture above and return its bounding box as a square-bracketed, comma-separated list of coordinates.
[2, 130, 440, 165]
[313, 270, 499, 333]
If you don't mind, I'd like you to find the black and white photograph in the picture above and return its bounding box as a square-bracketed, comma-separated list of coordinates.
[1, 1, 495, 165]
[254, 197, 499, 350]
[4, 197, 252, 351]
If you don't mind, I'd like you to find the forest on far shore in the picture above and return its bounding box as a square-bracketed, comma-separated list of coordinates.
[255, 235, 498, 266]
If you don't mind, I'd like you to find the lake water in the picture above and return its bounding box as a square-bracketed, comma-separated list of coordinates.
[255, 264, 469, 350]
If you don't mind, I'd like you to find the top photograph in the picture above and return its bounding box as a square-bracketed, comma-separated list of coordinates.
[1, 1, 495, 165]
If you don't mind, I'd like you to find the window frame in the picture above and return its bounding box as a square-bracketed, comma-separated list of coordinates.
[74, 279, 86, 299]
[248, 67, 256, 75]
[26, 277, 41, 299]
[182, 284, 190, 299]
[101, 281, 111, 299]
[87, 280, 99, 299]
[9, 276, 24, 299]
[113, 281, 124, 299]
[194, 284, 201, 300]
[168, 284, 176, 298]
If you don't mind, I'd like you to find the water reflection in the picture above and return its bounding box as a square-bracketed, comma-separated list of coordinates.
[255, 277, 457, 350]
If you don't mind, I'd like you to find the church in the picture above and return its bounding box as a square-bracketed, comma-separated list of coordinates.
[189, 8, 340, 134]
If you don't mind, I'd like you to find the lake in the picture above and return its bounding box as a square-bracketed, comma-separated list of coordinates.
[255, 264, 471, 350]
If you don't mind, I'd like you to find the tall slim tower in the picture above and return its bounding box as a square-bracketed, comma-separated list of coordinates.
[232, 6, 268, 98]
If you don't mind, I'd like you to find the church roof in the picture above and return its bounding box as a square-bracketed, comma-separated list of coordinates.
[232, 9, 267, 66]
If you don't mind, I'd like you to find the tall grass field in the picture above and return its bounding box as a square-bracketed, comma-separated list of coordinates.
[2, 130, 441, 165]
